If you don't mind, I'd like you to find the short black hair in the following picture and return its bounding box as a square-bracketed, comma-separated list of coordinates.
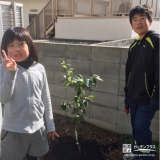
[129, 4, 153, 25]
[1, 27, 38, 62]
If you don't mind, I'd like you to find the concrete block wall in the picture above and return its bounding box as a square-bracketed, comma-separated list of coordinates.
[34, 42, 159, 141]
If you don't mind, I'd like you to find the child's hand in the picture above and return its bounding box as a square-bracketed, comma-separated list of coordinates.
[47, 131, 60, 140]
[2, 50, 17, 71]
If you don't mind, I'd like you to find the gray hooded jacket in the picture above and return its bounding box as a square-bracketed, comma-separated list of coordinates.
[0, 63, 55, 133]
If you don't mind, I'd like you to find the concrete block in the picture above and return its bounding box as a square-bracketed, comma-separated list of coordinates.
[46, 70, 65, 84]
[92, 77, 119, 95]
[150, 118, 159, 135]
[91, 91, 118, 108]
[34, 42, 44, 57]
[118, 96, 125, 111]
[86, 118, 117, 132]
[116, 124, 132, 135]
[44, 57, 57, 70]
[49, 83, 65, 98]
[66, 45, 92, 60]
[121, 48, 128, 65]
[152, 133, 159, 141]
[90, 104, 117, 123]
[92, 47, 121, 63]
[91, 62, 120, 79]
[43, 43, 66, 58]
[53, 109, 67, 117]
[119, 80, 125, 96]
[39, 56, 44, 65]
[51, 96, 63, 109]
[120, 64, 125, 80]
[154, 111, 159, 119]
[66, 59, 91, 75]
[117, 110, 131, 127]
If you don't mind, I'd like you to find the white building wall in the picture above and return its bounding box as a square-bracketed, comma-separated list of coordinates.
[1, 0, 50, 28]
[55, 18, 160, 41]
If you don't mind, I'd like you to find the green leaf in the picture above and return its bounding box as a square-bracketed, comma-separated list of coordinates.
[85, 79, 90, 87]
[77, 87, 81, 96]
[71, 108, 77, 115]
[72, 78, 78, 83]
[67, 70, 73, 76]
[61, 60, 65, 65]
[83, 100, 88, 106]
[92, 78, 97, 86]
[69, 68, 74, 71]
[74, 96, 78, 102]
[79, 81, 85, 86]
[77, 114, 84, 121]
[85, 79, 93, 87]
[93, 74, 103, 81]
[65, 82, 70, 88]
[62, 65, 67, 68]
[61, 103, 66, 110]
[81, 109, 86, 114]
[78, 75, 84, 80]
[77, 103, 81, 107]
[89, 79, 93, 85]
[87, 95, 94, 98]
[67, 103, 72, 108]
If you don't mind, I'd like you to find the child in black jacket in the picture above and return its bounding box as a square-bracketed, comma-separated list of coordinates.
[124, 5, 159, 160]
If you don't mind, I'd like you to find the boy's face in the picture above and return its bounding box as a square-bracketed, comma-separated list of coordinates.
[131, 13, 152, 39]
[7, 39, 29, 62]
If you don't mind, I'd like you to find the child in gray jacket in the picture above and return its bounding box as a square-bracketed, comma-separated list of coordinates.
[0, 27, 59, 160]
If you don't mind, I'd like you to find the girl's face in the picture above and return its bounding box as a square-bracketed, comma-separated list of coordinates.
[7, 39, 29, 62]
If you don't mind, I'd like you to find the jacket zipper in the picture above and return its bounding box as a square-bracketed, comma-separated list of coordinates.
[144, 72, 151, 98]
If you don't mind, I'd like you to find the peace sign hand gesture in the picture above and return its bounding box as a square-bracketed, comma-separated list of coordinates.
[2, 50, 17, 71]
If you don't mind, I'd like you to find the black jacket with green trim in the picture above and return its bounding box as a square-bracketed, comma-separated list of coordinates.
[124, 30, 159, 105]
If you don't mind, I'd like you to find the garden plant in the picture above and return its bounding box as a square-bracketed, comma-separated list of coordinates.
[60, 60, 103, 151]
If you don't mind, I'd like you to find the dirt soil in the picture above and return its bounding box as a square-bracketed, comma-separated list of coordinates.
[40, 114, 158, 160]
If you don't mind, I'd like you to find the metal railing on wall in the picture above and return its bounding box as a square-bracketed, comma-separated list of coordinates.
[26, 0, 159, 39]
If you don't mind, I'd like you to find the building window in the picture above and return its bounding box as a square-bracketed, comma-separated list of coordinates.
[29, 14, 37, 23]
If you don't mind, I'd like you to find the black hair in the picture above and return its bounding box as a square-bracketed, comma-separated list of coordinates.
[129, 4, 153, 25]
[1, 27, 38, 62]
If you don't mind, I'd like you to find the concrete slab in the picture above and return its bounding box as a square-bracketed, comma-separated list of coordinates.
[119, 80, 125, 96]
[66, 45, 92, 60]
[117, 110, 131, 127]
[66, 59, 91, 75]
[90, 104, 117, 124]
[91, 91, 118, 108]
[43, 43, 66, 58]
[91, 77, 119, 95]
[91, 61, 120, 79]
[92, 47, 121, 63]
[49, 83, 66, 98]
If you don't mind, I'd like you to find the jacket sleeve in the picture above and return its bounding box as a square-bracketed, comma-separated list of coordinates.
[41, 68, 55, 132]
[151, 38, 159, 101]
[0, 65, 17, 104]
[124, 49, 131, 97]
